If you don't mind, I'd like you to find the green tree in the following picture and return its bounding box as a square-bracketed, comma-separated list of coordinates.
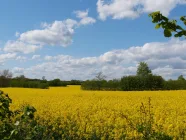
[94, 72, 107, 90]
[137, 62, 152, 77]
[49, 79, 61, 87]
[149, 11, 186, 38]
[178, 75, 185, 81]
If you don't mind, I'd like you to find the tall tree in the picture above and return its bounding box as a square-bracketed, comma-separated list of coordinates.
[95, 72, 106, 81]
[178, 75, 185, 81]
[0, 70, 13, 87]
[149, 11, 186, 38]
[94, 72, 107, 90]
[137, 62, 152, 77]
[0, 70, 12, 78]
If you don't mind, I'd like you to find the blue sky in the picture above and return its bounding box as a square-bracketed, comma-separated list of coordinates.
[0, 0, 186, 80]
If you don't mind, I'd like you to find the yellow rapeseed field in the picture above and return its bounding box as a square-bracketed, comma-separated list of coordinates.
[1, 86, 186, 139]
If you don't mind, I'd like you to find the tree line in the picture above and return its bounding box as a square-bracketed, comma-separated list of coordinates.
[81, 62, 186, 91]
[0, 70, 82, 89]
[1, 62, 186, 90]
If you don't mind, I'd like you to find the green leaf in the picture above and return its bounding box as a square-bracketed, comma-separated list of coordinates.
[155, 24, 161, 29]
[164, 29, 172, 37]
[149, 11, 160, 17]
[176, 25, 183, 30]
[162, 16, 169, 22]
[9, 129, 16, 139]
[184, 20, 186, 26]
[174, 34, 179, 37]
[171, 20, 177, 24]
[180, 16, 186, 21]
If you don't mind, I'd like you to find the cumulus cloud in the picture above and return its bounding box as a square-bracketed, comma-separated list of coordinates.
[32, 55, 40, 60]
[75, 9, 96, 25]
[12, 67, 25, 75]
[5, 19, 80, 54]
[16, 56, 27, 62]
[3, 10, 96, 54]
[0, 53, 17, 64]
[18, 14, 95, 49]
[75, 9, 89, 18]
[4, 41, 42, 54]
[44, 55, 54, 61]
[97, 0, 186, 20]
[19, 20, 78, 47]
[152, 65, 185, 80]
[44, 55, 72, 62]
[11, 39, 186, 80]
[79, 17, 96, 25]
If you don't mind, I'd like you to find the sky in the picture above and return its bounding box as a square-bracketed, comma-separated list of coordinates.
[0, 0, 186, 80]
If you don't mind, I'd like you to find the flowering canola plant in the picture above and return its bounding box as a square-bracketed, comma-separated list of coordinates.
[1, 86, 186, 139]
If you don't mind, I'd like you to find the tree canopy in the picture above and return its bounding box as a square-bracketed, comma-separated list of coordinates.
[136, 62, 152, 77]
[178, 75, 185, 81]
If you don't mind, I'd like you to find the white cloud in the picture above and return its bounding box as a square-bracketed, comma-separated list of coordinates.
[32, 55, 40, 60]
[19, 20, 78, 47]
[12, 67, 25, 75]
[44, 55, 53, 61]
[16, 56, 27, 62]
[152, 65, 185, 80]
[142, 0, 186, 15]
[15, 32, 20, 37]
[75, 9, 96, 25]
[3, 9, 96, 54]
[4, 41, 42, 54]
[0, 53, 17, 64]
[79, 17, 96, 25]
[97, 0, 186, 20]
[3, 19, 77, 54]
[44, 55, 72, 61]
[11, 39, 186, 80]
[75, 9, 89, 18]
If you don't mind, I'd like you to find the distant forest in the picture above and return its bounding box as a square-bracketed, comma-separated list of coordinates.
[0, 70, 82, 89]
[0, 62, 186, 91]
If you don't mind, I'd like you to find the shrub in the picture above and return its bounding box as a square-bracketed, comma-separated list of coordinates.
[0, 90, 42, 139]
